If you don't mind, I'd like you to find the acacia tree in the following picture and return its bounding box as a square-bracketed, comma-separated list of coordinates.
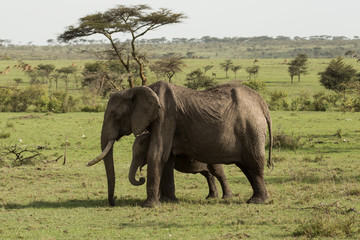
[220, 60, 233, 78]
[231, 65, 242, 79]
[287, 53, 308, 84]
[57, 66, 77, 92]
[246, 65, 260, 80]
[58, 5, 185, 88]
[149, 54, 183, 82]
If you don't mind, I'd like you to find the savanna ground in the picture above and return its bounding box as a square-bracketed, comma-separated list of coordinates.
[1, 58, 360, 96]
[0, 58, 360, 239]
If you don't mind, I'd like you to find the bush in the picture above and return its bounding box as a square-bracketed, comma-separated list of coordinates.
[0, 131, 10, 139]
[273, 128, 303, 150]
[293, 213, 356, 238]
[341, 96, 360, 112]
[185, 69, 217, 89]
[0, 86, 80, 113]
[81, 104, 105, 112]
[242, 80, 266, 92]
[48, 91, 78, 113]
[291, 92, 313, 111]
[0, 85, 49, 112]
[313, 91, 339, 111]
[268, 90, 289, 110]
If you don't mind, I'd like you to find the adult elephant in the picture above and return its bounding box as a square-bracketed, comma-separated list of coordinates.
[88, 81, 272, 207]
[129, 132, 233, 200]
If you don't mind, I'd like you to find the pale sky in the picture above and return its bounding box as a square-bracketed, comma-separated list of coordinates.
[1, 0, 359, 45]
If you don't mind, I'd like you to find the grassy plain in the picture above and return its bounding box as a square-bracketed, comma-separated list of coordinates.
[0, 111, 359, 239]
[1, 58, 360, 97]
[1, 57, 360, 239]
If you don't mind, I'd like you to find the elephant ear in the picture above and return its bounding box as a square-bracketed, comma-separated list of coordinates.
[124, 86, 160, 136]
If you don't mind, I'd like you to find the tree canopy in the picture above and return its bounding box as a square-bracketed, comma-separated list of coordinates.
[219, 60, 233, 78]
[318, 57, 358, 95]
[287, 53, 308, 84]
[149, 55, 184, 83]
[58, 4, 186, 88]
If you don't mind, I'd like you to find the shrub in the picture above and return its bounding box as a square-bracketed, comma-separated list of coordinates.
[273, 128, 303, 150]
[0, 131, 10, 139]
[312, 91, 339, 111]
[291, 92, 313, 111]
[268, 90, 289, 110]
[341, 96, 360, 112]
[0, 86, 80, 113]
[185, 69, 217, 89]
[243, 80, 266, 92]
[293, 213, 356, 238]
[48, 91, 78, 113]
[0, 85, 49, 112]
[81, 104, 105, 112]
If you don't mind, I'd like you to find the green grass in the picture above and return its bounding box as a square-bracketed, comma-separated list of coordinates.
[1, 58, 360, 98]
[0, 111, 359, 239]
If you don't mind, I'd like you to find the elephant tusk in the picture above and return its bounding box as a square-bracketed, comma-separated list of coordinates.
[86, 140, 115, 167]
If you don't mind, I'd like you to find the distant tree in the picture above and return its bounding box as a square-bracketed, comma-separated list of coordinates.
[58, 4, 185, 88]
[149, 55, 183, 82]
[57, 66, 77, 92]
[287, 53, 308, 83]
[319, 57, 358, 96]
[246, 65, 260, 80]
[82, 61, 125, 95]
[231, 65, 242, 79]
[13, 78, 23, 86]
[220, 60, 233, 78]
[185, 69, 216, 89]
[37, 64, 56, 90]
[203, 65, 213, 74]
[26, 67, 52, 86]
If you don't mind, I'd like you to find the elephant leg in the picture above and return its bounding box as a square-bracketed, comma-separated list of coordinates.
[236, 161, 269, 204]
[208, 164, 232, 199]
[200, 171, 218, 199]
[159, 156, 178, 202]
[143, 159, 163, 207]
[143, 127, 175, 208]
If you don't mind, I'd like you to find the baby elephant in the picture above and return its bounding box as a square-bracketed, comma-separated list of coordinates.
[129, 133, 232, 199]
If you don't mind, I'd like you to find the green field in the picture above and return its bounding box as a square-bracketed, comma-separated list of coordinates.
[1, 58, 360, 97]
[0, 111, 359, 239]
[1, 57, 360, 239]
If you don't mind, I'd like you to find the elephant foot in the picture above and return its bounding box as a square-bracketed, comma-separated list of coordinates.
[222, 192, 233, 199]
[206, 193, 218, 199]
[108, 198, 115, 206]
[246, 193, 269, 204]
[142, 199, 161, 208]
[160, 196, 179, 203]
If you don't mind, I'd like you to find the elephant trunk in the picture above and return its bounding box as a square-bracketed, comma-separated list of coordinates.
[88, 114, 118, 206]
[128, 155, 146, 186]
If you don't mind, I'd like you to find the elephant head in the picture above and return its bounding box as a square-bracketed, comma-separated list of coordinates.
[87, 86, 160, 206]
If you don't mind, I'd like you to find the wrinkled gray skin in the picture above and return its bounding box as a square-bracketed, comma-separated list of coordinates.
[88, 81, 272, 207]
[129, 132, 233, 200]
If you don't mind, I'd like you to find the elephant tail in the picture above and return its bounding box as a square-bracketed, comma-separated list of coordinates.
[266, 113, 273, 169]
